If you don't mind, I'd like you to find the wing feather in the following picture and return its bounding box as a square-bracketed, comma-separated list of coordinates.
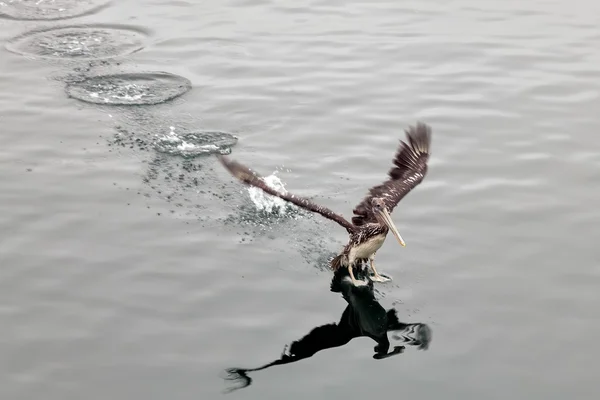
[217, 155, 355, 232]
[351, 122, 432, 226]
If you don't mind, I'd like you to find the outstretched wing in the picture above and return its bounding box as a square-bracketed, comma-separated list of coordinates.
[351, 122, 432, 226]
[217, 155, 355, 231]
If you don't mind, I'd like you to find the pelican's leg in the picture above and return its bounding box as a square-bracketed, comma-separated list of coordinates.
[347, 253, 368, 287]
[369, 253, 391, 282]
[348, 264, 368, 286]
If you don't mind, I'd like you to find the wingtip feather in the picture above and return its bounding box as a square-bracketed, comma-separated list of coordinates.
[405, 121, 432, 156]
[393, 121, 431, 174]
[217, 154, 261, 184]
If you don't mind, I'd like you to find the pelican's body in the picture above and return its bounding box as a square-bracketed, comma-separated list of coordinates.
[348, 228, 387, 264]
[332, 225, 387, 281]
[218, 122, 432, 285]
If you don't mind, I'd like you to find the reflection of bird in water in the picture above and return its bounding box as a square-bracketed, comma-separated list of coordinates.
[217, 122, 432, 286]
[222, 267, 432, 393]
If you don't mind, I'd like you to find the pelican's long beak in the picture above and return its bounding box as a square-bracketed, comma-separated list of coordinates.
[378, 208, 406, 247]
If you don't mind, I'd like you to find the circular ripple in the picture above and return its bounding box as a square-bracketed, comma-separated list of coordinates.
[65, 72, 192, 105]
[154, 127, 238, 157]
[6, 24, 148, 60]
[0, 0, 111, 21]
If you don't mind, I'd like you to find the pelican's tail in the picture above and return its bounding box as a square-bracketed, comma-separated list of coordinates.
[329, 253, 348, 271]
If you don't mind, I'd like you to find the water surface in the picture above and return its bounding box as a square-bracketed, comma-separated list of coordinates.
[1, 0, 599, 399]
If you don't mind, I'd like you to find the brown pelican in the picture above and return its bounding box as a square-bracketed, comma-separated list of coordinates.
[217, 122, 432, 286]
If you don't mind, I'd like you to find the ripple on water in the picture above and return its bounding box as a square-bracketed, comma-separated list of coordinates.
[0, 0, 110, 20]
[65, 72, 192, 105]
[6, 24, 148, 60]
[154, 127, 238, 157]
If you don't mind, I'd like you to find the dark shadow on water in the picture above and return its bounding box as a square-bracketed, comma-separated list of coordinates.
[221, 266, 432, 393]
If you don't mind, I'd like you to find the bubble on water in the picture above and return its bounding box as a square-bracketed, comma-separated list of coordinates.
[6, 24, 148, 60]
[153, 126, 238, 158]
[0, 0, 110, 21]
[65, 72, 191, 105]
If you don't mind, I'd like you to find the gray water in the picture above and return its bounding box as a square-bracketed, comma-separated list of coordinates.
[1, 0, 600, 399]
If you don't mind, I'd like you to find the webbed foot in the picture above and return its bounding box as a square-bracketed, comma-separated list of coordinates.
[369, 273, 392, 282]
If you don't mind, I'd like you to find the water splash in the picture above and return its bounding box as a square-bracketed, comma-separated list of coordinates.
[247, 171, 296, 215]
[153, 126, 237, 157]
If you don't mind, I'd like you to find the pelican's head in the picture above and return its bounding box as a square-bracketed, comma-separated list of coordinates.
[371, 198, 405, 247]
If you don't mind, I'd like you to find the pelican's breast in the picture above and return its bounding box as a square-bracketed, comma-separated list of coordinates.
[350, 233, 387, 260]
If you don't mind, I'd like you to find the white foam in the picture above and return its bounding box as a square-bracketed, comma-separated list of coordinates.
[247, 172, 295, 215]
